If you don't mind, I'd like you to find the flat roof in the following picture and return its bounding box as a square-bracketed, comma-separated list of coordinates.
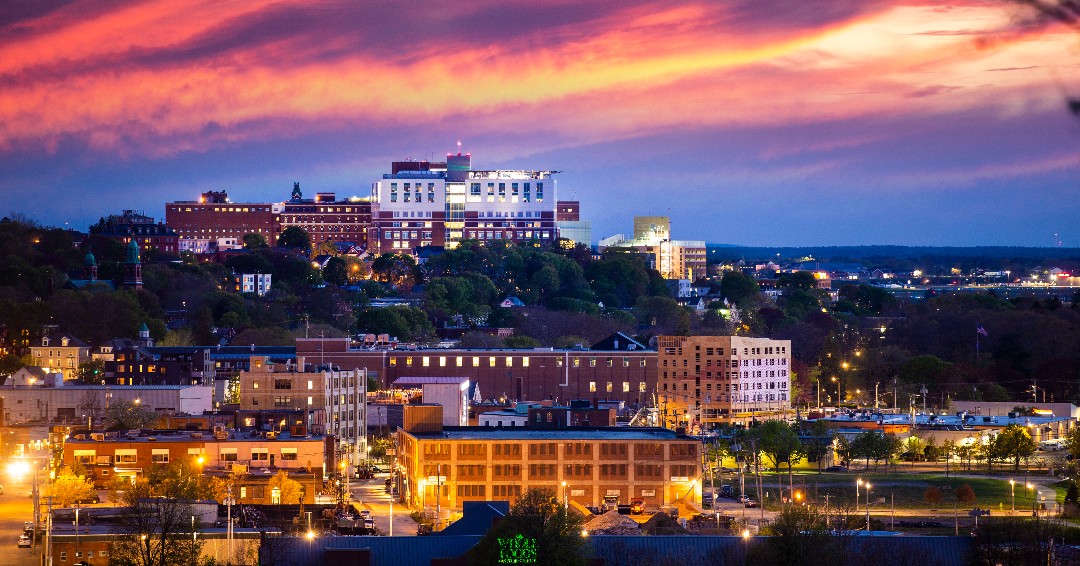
[406, 426, 694, 441]
[392, 376, 469, 385]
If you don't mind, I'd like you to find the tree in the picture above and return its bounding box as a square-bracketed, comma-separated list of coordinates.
[1066, 427, 1080, 460]
[47, 469, 97, 507]
[276, 226, 311, 250]
[242, 233, 269, 249]
[322, 256, 349, 287]
[801, 420, 833, 473]
[993, 424, 1037, 470]
[719, 271, 760, 307]
[956, 484, 976, 506]
[267, 470, 303, 504]
[75, 358, 106, 384]
[106, 399, 160, 430]
[109, 478, 206, 566]
[754, 420, 805, 490]
[468, 487, 586, 566]
[924, 486, 943, 510]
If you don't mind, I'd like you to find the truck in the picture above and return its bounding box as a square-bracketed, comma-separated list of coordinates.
[602, 495, 620, 513]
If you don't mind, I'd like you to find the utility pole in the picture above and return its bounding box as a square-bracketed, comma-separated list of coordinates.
[874, 382, 879, 411]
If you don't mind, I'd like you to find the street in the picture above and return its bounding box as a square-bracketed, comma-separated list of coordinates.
[349, 474, 418, 536]
[0, 478, 39, 566]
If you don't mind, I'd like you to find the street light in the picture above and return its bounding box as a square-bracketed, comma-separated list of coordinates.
[1009, 479, 1015, 513]
[864, 483, 872, 531]
[832, 377, 840, 408]
[856, 479, 862, 513]
[561, 481, 568, 509]
[1027, 483, 1036, 517]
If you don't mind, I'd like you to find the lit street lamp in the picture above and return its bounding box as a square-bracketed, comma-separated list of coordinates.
[1009, 479, 1015, 514]
[864, 483, 872, 531]
[855, 478, 862, 513]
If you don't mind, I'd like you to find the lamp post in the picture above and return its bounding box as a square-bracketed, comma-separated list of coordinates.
[1009, 479, 1015, 514]
[561, 481, 568, 510]
[1027, 483, 1036, 517]
[855, 478, 862, 513]
[832, 376, 840, 408]
[864, 483, 872, 531]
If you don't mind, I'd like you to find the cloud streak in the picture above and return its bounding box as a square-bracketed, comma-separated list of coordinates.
[0, 0, 1078, 246]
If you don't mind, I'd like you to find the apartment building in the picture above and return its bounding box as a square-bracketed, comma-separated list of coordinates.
[396, 421, 700, 517]
[238, 356, 367, 468]
[277, 184, 373, 248]
[657, 335, 792, 429]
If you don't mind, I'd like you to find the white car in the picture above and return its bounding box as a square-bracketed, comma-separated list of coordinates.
[17, 535, 31, 548]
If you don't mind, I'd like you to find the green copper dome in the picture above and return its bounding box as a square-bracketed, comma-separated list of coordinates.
[83, 251, 96, 266]
[125, 239, 141, 263]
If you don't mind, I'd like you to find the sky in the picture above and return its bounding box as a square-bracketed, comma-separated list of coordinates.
[1, 0, 1079, 247]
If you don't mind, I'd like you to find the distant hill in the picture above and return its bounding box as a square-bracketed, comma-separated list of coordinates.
[707, 245, 1080, 263]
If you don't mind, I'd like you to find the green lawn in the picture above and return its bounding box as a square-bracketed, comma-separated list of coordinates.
[707, 470, 1044, 512]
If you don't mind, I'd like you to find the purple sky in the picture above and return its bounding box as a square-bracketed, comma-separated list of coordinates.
[1, 0, 1079, 246]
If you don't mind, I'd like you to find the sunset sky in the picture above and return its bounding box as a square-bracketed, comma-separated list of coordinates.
[2, 0, 1078, 246]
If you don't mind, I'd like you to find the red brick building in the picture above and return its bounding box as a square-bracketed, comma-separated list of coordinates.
[297, 338, 657, 405]
[165, 190, 277, 251]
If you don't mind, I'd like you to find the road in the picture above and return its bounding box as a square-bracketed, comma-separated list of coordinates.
[349, 474, 418, 536]
[0, 477, 39, 566]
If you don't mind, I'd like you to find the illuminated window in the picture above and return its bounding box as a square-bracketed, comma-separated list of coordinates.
[456, 356, 463, 367]
[506, 357, 513, 367]
[439, 356, 446, 367]
[522, 357, 530, 367]
[422, 356, 430, 367]
[489, 357, 496, 367]
[473, 357, 480, 367]
[639, 382, 647, 392]
[622, 382, 630, 392]
[606, 382, 613, 392]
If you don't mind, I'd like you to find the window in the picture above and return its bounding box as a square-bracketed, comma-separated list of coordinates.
[152, 449, 170, 464]
[589, 381, 596, 392]
[606, 382, 613, 393]
[274, 379, 291, 389]
[281, 448, 298, 461]
[115, 449, 137, 464]
[639, 382, 647, 392]
[220, 448, 238, 462]
[622, 382, 630, 392]
[252, 448, 269, 461]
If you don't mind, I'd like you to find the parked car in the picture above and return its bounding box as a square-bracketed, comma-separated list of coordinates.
[824, 465, 848, 473]
[720, 485, 735, 498]
[17, 535, 31, 548]
[359, 509, 371, 519]
[702, 493, 713, 509]
[737, 494, 750, 504]
[743, 499, 759, 508]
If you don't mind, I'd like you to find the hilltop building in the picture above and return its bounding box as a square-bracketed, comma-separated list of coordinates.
[599, 216, 705, 281]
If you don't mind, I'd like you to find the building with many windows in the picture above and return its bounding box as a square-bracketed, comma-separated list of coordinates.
[371, 152, 559, 253]
[165, 191, 278, 251]
[238, 356, 367, 470]
[396, 413, 700, 520]
[277, 183, 373, 249]
[598, 216, 706, 281]
[297, 337, 656, 406]
[657, 335, 791, 430]
[90, 210, 180, 256]
[29, 330, 90, 380]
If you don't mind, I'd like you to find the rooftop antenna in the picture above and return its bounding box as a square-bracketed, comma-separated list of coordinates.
[457, 140, 462, 155]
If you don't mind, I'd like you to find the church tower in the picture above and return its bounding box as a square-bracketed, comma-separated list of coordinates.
[122, 239, 143, 290]
[83, 250, 98, 281]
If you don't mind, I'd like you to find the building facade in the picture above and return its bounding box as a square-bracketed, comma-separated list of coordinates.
[277, 185, 373, 248]
[371, 152, 559, 253]
[297, 338, 657, 406]
[657, 335, 792, 430]
[165, 191, 278, 250]
[238, 356, 367, 469]
[0, 384, 212, 425]
[90, 210, 180, 256]
[598, 216, 706, 280]
[29, 331, 90, 380]
[396, 424, 701, 517]
[62, 429, 327, 498]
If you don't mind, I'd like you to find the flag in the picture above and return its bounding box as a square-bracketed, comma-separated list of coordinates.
[976, 325, 988, 337]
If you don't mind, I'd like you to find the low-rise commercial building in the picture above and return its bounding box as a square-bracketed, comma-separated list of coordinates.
[396, 415, 700, 517]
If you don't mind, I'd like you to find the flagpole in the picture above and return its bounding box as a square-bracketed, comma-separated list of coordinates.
[975, 324, 980, 363]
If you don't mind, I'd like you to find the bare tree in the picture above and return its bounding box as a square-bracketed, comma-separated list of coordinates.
[109, 481, 204, 566]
